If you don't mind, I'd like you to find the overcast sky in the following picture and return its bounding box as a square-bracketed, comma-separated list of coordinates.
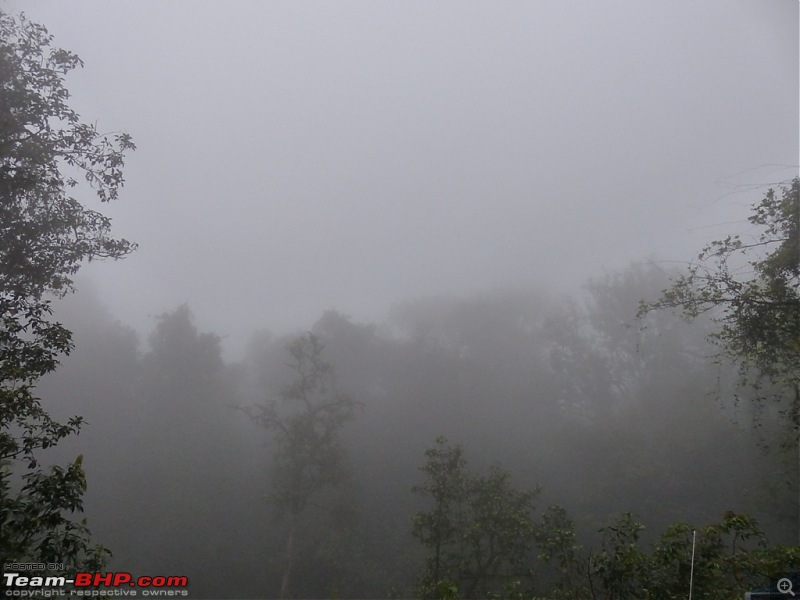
[8, 0, 799, 357]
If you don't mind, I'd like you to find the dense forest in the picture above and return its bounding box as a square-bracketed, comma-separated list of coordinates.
[34, 258, 798, 598]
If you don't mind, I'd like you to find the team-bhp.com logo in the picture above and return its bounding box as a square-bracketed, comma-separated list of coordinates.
[3, 572, 189, 597]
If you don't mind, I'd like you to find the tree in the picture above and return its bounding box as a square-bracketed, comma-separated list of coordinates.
[605, 512, 797, 600]
[533, 505, 583, 599]
[641, 179, 799, 410]
[539, 263, 787, 537]
[412, 438, 540, 599]
[0, 9, 135, 572]
[639, 178, 800, 539]
[126, 305, 251, 597]
[244, 332, 359, 599]
[533, 509, 800, 600]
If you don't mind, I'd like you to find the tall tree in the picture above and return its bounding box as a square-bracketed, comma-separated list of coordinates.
[640, 178, 800, 540]
[0, 9, 135, 571]
[641, 179, 799, 412]
[245, 332, 359, 598]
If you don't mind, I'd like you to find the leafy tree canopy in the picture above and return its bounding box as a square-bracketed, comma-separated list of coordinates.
[412, 437, 540, 599]
[640, 178, 799, 429]
[0, 9, 135, 571]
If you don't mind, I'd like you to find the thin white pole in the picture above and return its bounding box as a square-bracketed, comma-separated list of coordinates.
[688, 529, 697, 600]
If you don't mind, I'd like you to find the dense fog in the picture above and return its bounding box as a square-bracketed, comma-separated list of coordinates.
[8, 0, 799, 357]
[1, 1, 798, 598]
[36, 266, 797, 597]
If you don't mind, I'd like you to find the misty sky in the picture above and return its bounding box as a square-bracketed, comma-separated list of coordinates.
[9, 0, 799, 357]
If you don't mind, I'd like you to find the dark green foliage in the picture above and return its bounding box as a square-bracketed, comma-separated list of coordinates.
[0, 455, 107, 573]
[533, 505, 582, 598]
[640, 179, 800, 544]
[0, 12, 135, 299]
[0, 9, 134, 571]
[640, 178, 800, 431]
[535, 510, 800, 600]
[413, 438, 540, 599]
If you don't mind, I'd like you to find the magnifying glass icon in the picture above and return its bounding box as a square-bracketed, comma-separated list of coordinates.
[778, 578, 796, 596]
